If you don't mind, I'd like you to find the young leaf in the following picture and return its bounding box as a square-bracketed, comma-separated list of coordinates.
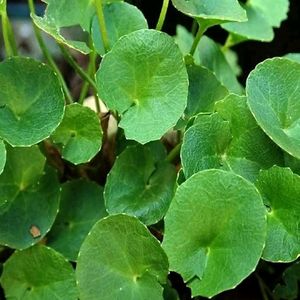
[104, 144, 176, 225]
[246, 58, 300, 159]
[76, 214, 169, 300]
[0, 57, 65, 147]
[256, 166, 300, 262]
[92, 2, 148, 56]
[0, 140, 6, 175]
[0, 245, 78, 300]
[171, 0, 247, 24]
[162, 169, 267, 298]
[96, 29, 188, 144]
[51, 103, 103, 165]
[47, 179, 107, 261]
[0, 146, 60, 249]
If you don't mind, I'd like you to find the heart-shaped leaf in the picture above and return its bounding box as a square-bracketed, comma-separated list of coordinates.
[47, 179, 107, 261]
[246, 58, 300, 159]
[256, 166, 300, 262]
[0, 146, 60, 249]
[51, 103, 102, 165]
[104, 144, 176, 225]
[76, 214, 169, 300]
[0, 245, 78, 300]
[96, 29, 188, 144]
[92, 2, 148, 56]
[162, 169, 267, 298]
[0, 57, 65, 146]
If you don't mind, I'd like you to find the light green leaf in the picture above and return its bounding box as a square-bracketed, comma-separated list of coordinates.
[162, 169, 266, 298]
[0, 0, 6, 13]
[251, 0, 289, 27]
[47, 179, 107, 261]
[0, 146, 60, 249]
[104, 144, 176, 225]
[0, 57, 65, 147]
[171, 0, 247, 23]
[51, 103, 102, 165]
[246, 58, 300, 159]
[222, 4, 274, 43]
[96, 29, 188, 144]
[184, 64, 229, 118]
[181, 94, 283, 181]
[224, 48, 242, 76]
[256, 166, 300, 262]
[92, 2, 148, 56]
[0, 245, 78, 300]
[0, 140, 6, 175]
[285, 53, 300, 64]
[76, 214, 169, 300]
[274, 262, 300, 300]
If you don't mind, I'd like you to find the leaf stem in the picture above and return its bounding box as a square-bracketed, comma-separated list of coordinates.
[255, 273, 276, 300]
[156, 0, 170, 31]
[59, 44, 97, 91]
[189, 22, 209, 57]
[94, 0, 110, 53]
[165, 142, 182, 163]
[27, 0, 73, 104]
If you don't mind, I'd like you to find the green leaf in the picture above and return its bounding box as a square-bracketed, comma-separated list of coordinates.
[181, 94, 283, 181]
[51, 103, 102, 165]
[0, 140, 6, 175]
[256, 166, 300, 262]
[251, 0, 289, 27]
[246, 58, 300, 159]
[222, 4, 274, 43]
[171, 0, 247, 23]
[184, 64, 229, 118]
[274, 262, 300, 300]
[198, 36, 243, 94]
[47, 179, 107, 261]
[162, 169, 266, 298]
[92, 2, 148, 56]
[96, 29, 188, 144]
[0, 57, 65, 147]
[76, 214, 169, 300]
[104, 144, 176, 225]
[285, 53, 300, 64]
[0, 245, 78, 300]
[0, 146, 60, 249]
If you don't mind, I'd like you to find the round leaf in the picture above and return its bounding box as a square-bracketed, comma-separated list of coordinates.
[0, 245, 78, 300]
[162, 169, 267, 298]
[0, 146, 60, 249]
[76, 214, 169, 300]
[47, 179, 107, 261]
[51, 103, 102, 165]
[246, 58, 300, 159]
[96, 29, 188, 144]
[0, 140, 6, 175]
[0, 57, 65, 146]
[92, 2, 148, 56]
[284, 53, 300, 64]
[256, 166, 300, 262]
[171, 0, 247, 23]
[104, 144, 176, 225]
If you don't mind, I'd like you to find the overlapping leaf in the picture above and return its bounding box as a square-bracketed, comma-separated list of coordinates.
[0, 140, 6, 175]
[0, 245, 78, 300]
[92, 2, 148, 56]
[104, 144, 176, 225]
[162, 170, 266, 298]
[0, 146, 60, 249]
[246, 58, 300, 159]
[0, 57, 65, 146]
[76, 214, 169, 300]
[256, 166, 300, 262]
[47, 179, 107, 261]
[181, 94, 283, 181]
[51, 103, 102, 165]
[96, 29, 188, 144]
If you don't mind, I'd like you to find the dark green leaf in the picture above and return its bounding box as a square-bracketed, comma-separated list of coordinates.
[0, 140, 6, 175]
[76, 214, 169, 300]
